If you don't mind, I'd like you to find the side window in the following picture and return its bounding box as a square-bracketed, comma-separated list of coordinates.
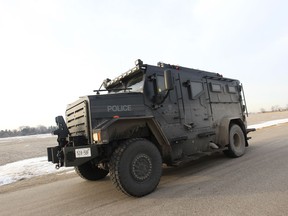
[191, 81, 204, 98]
[186, 81, 204, 100]
[156, 75, 165, 93]
[210, 83, 222, 92]
[149, 73, 165, 94]
[226, 85, 237, 93]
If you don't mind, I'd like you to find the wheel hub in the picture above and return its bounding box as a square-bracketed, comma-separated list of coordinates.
[131, 154, 152, 181]
[233, 133, 240, 148]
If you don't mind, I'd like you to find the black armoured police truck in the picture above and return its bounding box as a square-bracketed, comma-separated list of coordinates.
[48, 59, 254, 197]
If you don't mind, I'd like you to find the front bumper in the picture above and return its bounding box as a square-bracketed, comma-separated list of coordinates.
[47, 145, 99, 167]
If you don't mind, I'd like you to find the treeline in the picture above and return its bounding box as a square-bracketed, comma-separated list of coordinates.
[260, 104, 288, 113]
[0, 125, 58, 138]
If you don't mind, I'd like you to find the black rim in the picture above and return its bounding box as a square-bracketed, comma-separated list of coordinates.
[131, 154, 152, 182]
[233, 133, 241, 148]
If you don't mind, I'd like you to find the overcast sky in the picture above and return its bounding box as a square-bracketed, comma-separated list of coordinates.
[0, 0, 287, 130]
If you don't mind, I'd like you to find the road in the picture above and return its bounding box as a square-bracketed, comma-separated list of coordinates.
[1, 124, 288, 216]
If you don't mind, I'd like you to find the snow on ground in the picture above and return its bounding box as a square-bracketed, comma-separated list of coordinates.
[1, 119, 288, 187]
[248, 118, 288, 129]
[0, 134, 55, 144]
[0, 156, 73, 186]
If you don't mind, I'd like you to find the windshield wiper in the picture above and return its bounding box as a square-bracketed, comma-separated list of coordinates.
[94, 79, 132, 95]
[93, 88, 132, 95]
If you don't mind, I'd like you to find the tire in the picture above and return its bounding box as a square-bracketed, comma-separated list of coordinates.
[75, 161, 109, 181]
[224, 124, 246, 158]
[109, 138, 162, 197]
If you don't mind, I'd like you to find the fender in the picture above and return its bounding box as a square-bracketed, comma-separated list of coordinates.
[215, 116, 234, 146]
[93, 116, 172, 162]
[216, 116, 247, 147]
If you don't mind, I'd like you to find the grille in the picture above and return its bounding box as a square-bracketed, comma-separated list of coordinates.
[66, 99, 89, 138]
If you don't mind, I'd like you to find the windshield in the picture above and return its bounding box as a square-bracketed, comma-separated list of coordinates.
[108, 72, 144, 93]
[126, 73, 144, 92]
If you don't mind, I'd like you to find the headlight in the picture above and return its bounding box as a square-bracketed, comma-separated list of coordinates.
[93, 132, 101, 142]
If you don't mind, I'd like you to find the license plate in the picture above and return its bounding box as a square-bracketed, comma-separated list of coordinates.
[75, 148, 91, 158]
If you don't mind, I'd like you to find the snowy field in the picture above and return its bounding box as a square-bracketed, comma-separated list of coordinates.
[0, 133, 53, 143]
[248, 118, 288, 130]
[0, 156, 73, 186]
[1, 118, 288, 187]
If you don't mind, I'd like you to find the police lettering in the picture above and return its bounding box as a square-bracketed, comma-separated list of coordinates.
[107, 105, 132, 112]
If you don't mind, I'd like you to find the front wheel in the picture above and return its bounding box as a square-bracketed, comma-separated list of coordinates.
[109, 138, 162, 197]
[224, 124, 246, 158]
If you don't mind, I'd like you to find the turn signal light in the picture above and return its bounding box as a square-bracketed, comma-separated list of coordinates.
[93, 132, 101, 142]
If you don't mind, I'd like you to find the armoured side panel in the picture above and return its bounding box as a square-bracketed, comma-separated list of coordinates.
[206, 78, 242, 123]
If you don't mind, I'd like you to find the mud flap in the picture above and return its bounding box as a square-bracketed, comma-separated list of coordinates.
[47, 146, 61, 163]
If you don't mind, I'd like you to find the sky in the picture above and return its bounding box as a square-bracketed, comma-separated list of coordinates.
[0, 0, 288, 130]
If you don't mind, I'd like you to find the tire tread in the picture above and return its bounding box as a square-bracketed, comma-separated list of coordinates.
[109, 138, 161, 197]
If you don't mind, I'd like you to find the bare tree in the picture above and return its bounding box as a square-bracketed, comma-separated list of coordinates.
[271, 105, 280, 112]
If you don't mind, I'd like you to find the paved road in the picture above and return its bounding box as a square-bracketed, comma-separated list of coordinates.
[1, 124, 288, 216]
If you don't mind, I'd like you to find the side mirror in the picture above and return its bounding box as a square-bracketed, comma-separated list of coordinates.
[164, 70, 174, 91]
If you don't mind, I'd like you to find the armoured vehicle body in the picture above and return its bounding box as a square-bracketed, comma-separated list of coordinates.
[48, 59, 254, 197]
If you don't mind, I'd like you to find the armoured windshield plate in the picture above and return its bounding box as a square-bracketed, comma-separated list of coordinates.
[106, 66, 142, 88]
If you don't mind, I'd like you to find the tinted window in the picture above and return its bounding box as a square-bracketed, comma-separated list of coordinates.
[210, 83, 222, 92]
[191, 82, 203, 98]
[156, 75, 165, 93]
[227, 85, 237, 93]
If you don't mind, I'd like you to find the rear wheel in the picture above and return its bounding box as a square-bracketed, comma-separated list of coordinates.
[75, 161, 109, 181]
[224, 124, 246, 158]
[110, 138, 162, 197]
